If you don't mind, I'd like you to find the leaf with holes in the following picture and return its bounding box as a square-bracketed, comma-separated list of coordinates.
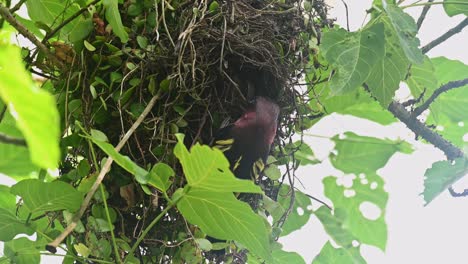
[272, 185, 313, 236]
[174, 134, 261, 193]
[315, 206, 356, 247]
[175, 188, 272, 261]
[321, 23, 385, 95]
[11, 179, 82, 214]
[423, 158, 468, 205]
[323, 173, 388, 250]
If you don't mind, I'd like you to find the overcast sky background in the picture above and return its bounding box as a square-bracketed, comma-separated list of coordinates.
[1, 1, 468, 263]
[280, 1, 468, 263]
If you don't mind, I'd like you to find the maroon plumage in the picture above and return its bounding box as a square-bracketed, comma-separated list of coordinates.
[216, 97, 280, 179]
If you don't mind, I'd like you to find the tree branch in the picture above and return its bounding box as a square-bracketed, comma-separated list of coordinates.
[0, 133, 27, 146]
[388, 101, 464, 160]
[0, 3, 64, 67]
[416, 0, 434, 30]
[422, 17, 468, 54]
[412, 78, 468, 117]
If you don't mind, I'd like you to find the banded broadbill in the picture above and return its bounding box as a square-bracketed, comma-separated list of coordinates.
[214, 97, 280, 180]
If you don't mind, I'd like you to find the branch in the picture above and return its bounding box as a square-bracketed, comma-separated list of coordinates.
[422, 17, 468, 54]
[42, 0, 100, 44]
[387, 100, 464, 160]
[0, 3, 64, 67]
[416, 0, 434, 30]
[47, 94, 161, 252]
[412, 78, 468, 116]
[0, 133, 27, 146]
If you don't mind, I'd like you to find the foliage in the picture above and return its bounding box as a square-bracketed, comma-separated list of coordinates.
[0, 0, 467, 263]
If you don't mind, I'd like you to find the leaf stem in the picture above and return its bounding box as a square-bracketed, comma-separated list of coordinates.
[124, 194, 182, 262]
[99, 184, 121, 264]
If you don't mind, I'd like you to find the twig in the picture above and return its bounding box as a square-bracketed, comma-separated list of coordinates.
[42, 0, 100, 44]
[387, 100, 464, 160]
[0, 3, 64, 67]
[0, 133, 27, 146]
[305, 193, 332, 210]
[416, 0, 434, 30]
[422, 17, 468, 54]
[340, 0, 350, 31]
[401, 88, 426, 107]
[10, 0, 26, 13]
[47, 94, 161, 251]
[448, 186, 468, 197]
[412, 78, 468, 116]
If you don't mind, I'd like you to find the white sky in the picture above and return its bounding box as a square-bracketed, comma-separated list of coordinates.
[280, 1, 468, 263]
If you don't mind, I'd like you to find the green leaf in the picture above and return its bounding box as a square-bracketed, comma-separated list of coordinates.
[90, 138, 149, 184]
[321, 23, 385, 95]
[0, 143, 39, 180]
[0, 185, 16, 213]
[0, 44, 60, 169]
[0, 208, 35, 241]
[74, 243, 91, 258]
[272, 249, 306, 264]
[3, 237, 40, 264]
[176, 188, 272, 261]
[316, 89, 396, 125]
[174, 134, 262, 193]
[103, 0, 129, 43]
[290, 141, 320, 166]
[406, 56, 438, 102]
[194, 238, 212, 251]
[10, 179, 83, 213]
[323, 173, 388, 250]
[366, 16, 410, 107]
[26, 0, 92, 42]
[383, 2, 424, 64]
[443, 0, 468, 16]
[148, 162, 174, 192]
[315, 206, 356, 247]
[312, 241, 366, 264]
[272, 185, 313, 236]
[423, 158, 468, 205]
[331, 132, 413, 174]
[264, 164, 281, 180]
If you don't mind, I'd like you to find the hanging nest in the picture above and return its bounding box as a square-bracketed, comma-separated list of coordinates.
[52, 0, 330, 262]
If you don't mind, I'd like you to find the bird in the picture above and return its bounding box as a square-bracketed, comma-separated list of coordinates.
[214, 96, 280, 180]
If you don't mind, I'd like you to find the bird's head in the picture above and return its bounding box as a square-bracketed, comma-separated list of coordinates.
[234, 97, 280, 145]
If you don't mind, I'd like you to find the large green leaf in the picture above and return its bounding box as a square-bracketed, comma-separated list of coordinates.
[331, 132, 413, 174]
[0, 45, 60, 169]
[0, 143, 39, 180]
[366, 16, 410, 107]
[174, 134, 262, 193]
[272, 249, 306, 264]
[10, 179, 83, 214]
[90, 137, 149, 185]
[312, 241, 366, 264]
[321, 23, 385, 95]
[0, 208, 35, 241]
[103, 0, 129, 43]
[3, 237, 41, 264]
[423, 158, 468, 205]
[443, 0, 468, 16]
[175, 188, 272, 261]
[26, 0, 92, 42]
[323, 173, 388, 250]
[383, 2, 424, 64]
[272, 185, 313, 236]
